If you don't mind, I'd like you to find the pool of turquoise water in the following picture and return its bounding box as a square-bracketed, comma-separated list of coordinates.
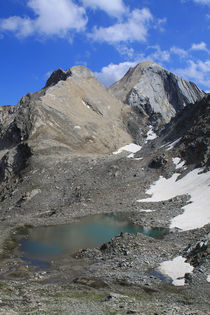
[19, 213, 168, 261]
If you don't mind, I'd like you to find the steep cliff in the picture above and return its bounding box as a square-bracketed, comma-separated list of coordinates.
[110, 61, 205, 123]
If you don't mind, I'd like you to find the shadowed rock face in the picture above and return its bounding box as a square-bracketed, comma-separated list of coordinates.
[0, 143, 31, 183]
[110, 61, 205, 123]
[161, 94, 210, 169]
[45, 68, 72, 88]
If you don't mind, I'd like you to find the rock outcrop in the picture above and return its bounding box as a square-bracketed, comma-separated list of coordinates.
[0, 143, 31, 183]
[45, 68, 72, 88]
[110, 61, 205, 123]
[160, 94, 210, 169]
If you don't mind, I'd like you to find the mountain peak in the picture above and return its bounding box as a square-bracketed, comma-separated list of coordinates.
[110, 61, 205, 123]
[70, 65, 95, 79]
[45, 68, 72, 88]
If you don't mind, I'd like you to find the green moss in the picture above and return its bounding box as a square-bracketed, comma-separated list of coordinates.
[15, 224, 32, 236]
[0, 224, 32, 260]
[3, 239, 17, 251]
[49, 289, 106, 302]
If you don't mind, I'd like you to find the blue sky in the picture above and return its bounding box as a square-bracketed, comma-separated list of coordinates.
[0, 0, 210, 105]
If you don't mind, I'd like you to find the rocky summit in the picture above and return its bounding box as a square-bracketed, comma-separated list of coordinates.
[0, 62, 209, 315]
[110, 61, 205, 123]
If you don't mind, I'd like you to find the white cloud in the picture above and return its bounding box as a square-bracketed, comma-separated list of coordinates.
[147, 45, 170, 62]
[193, 0, 210, 4]
[0, 16, 34, 37]
[191, 42, 209, 53]
[154, 18, 167, 32]
[174, 59, 210, 89]
[80, 0, 127, 17]
[89, 8, 153, 43]
[95, 61, 137, 86]
[116, 45, 135, 58]
[170, 46, 188, 58]
[0, 0, 87, 38]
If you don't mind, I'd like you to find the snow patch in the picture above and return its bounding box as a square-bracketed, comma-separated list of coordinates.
[82, 100, 90, 109]
[159, 256, 194, 286]
[207, 275, 210, 282]
[127, 154, 143, 160]
[113, 143, 142, 156]
[172, 157, 185, 169]
[74, 125, 81, 130]
[137, 168, 210, 231]
[145, 126, 157, 142]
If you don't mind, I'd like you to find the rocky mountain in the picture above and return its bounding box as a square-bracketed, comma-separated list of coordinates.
[110, 61, 205, 123]
[0, 62, 209, 314]
[0, 65, 132, 157]
[161, 94, 210, 169]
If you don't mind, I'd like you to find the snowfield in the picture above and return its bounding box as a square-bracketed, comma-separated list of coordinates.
[137, 168, 210, 231]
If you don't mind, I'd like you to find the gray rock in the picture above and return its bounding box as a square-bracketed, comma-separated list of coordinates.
[0, 66, 132, 155]
[110, 61, 205, 123]
[0, 143, 31, 183]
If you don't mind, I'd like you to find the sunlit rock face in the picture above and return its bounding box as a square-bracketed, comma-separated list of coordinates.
[110, 61, 205, 123]
[0, 65, 132, 156]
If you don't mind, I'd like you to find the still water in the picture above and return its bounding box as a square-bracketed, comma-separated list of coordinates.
[19, 213, 168, 261]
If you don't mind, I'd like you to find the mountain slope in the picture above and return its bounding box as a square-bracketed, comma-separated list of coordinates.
[110, 61, 205, 123]
[0, 66, 132, 156]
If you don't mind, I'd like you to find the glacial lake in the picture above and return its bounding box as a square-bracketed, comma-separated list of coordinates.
[18, 213, 168, 262]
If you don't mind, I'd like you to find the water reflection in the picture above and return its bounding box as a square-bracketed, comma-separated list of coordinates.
[19, 213, 168, 261]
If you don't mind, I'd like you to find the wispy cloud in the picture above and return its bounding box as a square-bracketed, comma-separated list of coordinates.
[192, 0, 210, 5]
[174, 59, 210, 89]
[170, 46, 189, 58]
[147, 45, 170, 62]
[116, 45, 135, 59]
[154, 18, 167, 32]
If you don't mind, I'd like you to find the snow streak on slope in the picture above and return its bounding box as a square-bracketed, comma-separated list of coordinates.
[113, 143, 142, 159]
[137, 169, 210, 231]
